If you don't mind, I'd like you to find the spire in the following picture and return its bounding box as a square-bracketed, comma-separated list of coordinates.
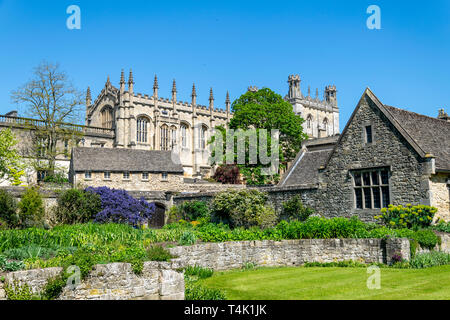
[172, 79, 177, 93]
[209, 87, 214, 111]
[307, 86, 311, 97]
[120, 69, 125, 85]
[316, 88, 319, 99]
[192, 83, 197, 97]
[226, 91, 230, 104]
[153, 75, 159, 89]
[128, 69, 134, 94]
[153, 75, 159, 98]
[105, 76, 111, 88]
[86, 87, 92, 106]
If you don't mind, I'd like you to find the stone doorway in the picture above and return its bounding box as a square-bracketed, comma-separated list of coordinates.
[149, 203, 166, 228]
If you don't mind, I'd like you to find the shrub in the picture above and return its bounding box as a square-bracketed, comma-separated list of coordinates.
[433, 221, 450, 233]
[43, 172, 69, 185]
[410, 229, 441, 250]
[0, 189, 18, 228]
[169, 201, 211, 223]
[17, 187, 45, 228]
[409, 251, 450, 269]
[184, 265, 214, 279]
[4, 280, 39, 300]
[211, 189, 277, 229]
[86, 187, 155, 226]
[375, 204, 437, 230]
[213, 164, 241, 184]
[146, 245, 174, 262]
[55, 188, 102, 224]
[185, 282, 226, 300]
[178, 230, 197, 246]
[281, 195, 314, 222]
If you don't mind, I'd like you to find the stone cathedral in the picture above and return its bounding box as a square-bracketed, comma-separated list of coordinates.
[84, 71, 340, 177]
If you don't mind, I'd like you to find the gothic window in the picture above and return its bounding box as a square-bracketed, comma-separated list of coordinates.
[181, 124, 188, 148]
[323, 118, 328, 132]
[306, 115, 312, 129]
[352, 168, 390, 210]
[101, 107, 113, 129]
[160, 125, 169, 150]
[137, 117, 149, 143]
[171, 126, 177, 148]
[199, 125, 207, 149]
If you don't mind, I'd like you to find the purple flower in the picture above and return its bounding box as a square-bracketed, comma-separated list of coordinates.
[85, 187, 155, 226]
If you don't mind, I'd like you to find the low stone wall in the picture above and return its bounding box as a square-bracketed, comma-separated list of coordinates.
[0, 261, 184, 300]
[169, 238, 410, 270]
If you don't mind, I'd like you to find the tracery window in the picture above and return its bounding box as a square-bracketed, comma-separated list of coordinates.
[137, 117, 149, 143]
[101, 107, 113, 129]
[160, 125, 169, 150]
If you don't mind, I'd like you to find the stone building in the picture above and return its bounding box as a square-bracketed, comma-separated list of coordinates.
[285, 75, 340, 138]
[69, 147, 184, 192]
[84, 70, 231, 177]
[281, 88, 450, 222]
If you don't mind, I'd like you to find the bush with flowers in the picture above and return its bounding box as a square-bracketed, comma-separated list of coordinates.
[374, 204, 437, 230]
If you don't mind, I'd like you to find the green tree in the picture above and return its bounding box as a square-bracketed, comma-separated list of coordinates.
[0, 128, 25, 186]
[211, 88, 307, 185]
[11, 61, 84, 179]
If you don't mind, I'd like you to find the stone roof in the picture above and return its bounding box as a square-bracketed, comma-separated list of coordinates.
[383, 105, 450, 172]
[71, 147, 184, 173]
[279, 136, 336, 187]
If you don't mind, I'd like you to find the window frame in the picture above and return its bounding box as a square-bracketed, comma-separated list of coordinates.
[84, 171, 92, 180]
[161, 172, 168, 181]
[123, 171, 130, 180]
[142, 172, 149, 181]
[104, 171, 111, 180]
[351, 167, 391, 210]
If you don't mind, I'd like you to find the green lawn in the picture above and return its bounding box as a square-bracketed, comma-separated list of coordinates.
[198, 266, 450, 300]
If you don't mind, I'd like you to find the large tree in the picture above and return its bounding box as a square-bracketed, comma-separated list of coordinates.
[211, 88, 307, 185]
[11, 62, 84, 178]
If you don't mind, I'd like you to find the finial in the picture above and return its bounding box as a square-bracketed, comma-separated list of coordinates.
[120, 69, 125, 85]
[307, 86, 311, 96]
[172, 79, 177, 93]
[209, 87, 214, 101]
[192, 83, 197, 97]
[128, 69, 134, 85]
[86, 87, 92, 105]
[226, 91, 230, 104]
[153, 75, 159, 89]
[106, 76, 111, 86]
[316, 88, 319, 98]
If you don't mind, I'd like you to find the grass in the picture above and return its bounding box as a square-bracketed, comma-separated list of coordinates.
[198, 266, 450, 300]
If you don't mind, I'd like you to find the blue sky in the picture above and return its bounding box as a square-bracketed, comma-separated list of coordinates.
[0, 0, 449, 128]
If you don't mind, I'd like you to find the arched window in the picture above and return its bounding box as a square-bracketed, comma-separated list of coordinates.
[137, 117, 149, 143]
[101, 107, 113, 129]
[306, 115, 313, 129]
[160, 125, 169, 150]
[199, 125, 207, 149]
[171, 126, 177, 148]
[181, 124, 188, 148]
[323, 118, 328, 132]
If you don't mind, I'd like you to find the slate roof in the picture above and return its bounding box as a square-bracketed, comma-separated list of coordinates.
[71, 147, 184, 173]
[383, 105, 450, 172]
[279, 136, 336, 187]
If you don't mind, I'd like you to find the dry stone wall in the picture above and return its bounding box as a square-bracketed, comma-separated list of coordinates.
[0, 261, 184, 300]
[169, 238, 411, 270]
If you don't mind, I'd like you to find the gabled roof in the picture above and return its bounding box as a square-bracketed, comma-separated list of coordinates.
[279, 136, 336, 187]
[71, 147, 184, 173]
[323, 88, 450, 172]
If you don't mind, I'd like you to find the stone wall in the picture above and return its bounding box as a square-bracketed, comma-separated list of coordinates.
[317, 95, 432, 221]
[0, 261, 184, 300]
[168, 238, 411, 270]
[429, 173, 450, 222]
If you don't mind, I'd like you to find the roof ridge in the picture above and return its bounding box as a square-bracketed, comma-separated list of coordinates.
[384, 105, 450, 124]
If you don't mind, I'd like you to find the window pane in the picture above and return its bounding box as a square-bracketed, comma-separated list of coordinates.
[382, 186, 390, 207]
[364, 188, 372, 209]
[354, 173, 362, 186]
[355, 189, 363, 209]
[373, 187, 381, 209]
[363, 172, 371, 186]
[365, 126, 372, 143]
[371, 172, 379, 185]
[381, 170, 389, 184]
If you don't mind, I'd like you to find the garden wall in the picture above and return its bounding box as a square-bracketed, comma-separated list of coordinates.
[0, 261, 184, 300]
[169, 238, 410, 270]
